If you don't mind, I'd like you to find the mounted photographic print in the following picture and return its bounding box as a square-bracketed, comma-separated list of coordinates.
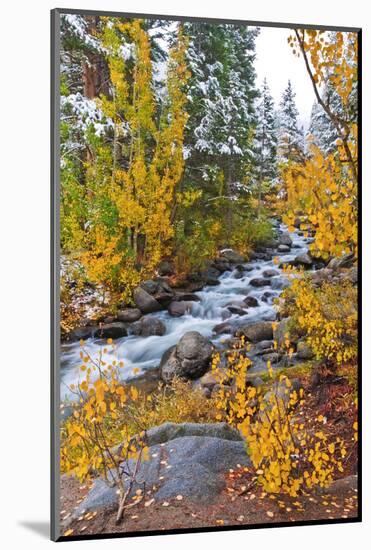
[51, 8, 361, 541]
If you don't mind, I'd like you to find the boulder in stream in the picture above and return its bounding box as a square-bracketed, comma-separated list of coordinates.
[294, 252, 313, 268]
[263, 269, 279, 278]
[133, 286, 163, 313]
[212, 322, 234, 335]
[220, 248, 245, 263]
[160, 331, 213, 383]
[250, 277, 271, 287]
[201, 267, 221, 285]
[243, 296, 259, 307]
[279, 232, 293, 248]
[93, 322, 127, 340]
[116, 308, 142, 323]
[277, 244, 291, 253]
[131, 316, 166, 337]
[237, 321, 274, 343]
[168, 301, 191, 317]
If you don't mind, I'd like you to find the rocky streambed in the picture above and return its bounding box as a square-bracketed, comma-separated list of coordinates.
[60, 221, 324, 401]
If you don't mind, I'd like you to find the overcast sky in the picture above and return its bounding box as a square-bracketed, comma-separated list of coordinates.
[254, 26, 316, 130]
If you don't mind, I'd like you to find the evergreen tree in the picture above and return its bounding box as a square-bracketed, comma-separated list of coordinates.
[183, 22, 258, 235]
[278, 80, 304, 163]
[252, 78, 278, 209]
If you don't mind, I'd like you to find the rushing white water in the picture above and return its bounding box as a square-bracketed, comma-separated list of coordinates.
[60, 225, 311, 400]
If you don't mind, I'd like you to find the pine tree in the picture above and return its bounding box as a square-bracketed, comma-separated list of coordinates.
[183, 22, 258, 235]
[278, 80, 304, 163]
[252, 78, 278, 210]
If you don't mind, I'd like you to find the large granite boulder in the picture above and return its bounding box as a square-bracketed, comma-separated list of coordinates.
[160, 331, 213, 383]
[69, 423, 250, 519]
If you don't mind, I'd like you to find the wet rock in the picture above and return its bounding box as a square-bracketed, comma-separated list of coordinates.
[201, 267, 221, 286]
[131, 316, 166, 337]
[67, 325, 95, 342]
[265, 238, 279, 248]
[103, 315, 116, 324]
[233, 271, 244, 280]
[238, 321, 273, 343]
[141, 279, 160, 294]
[213, 322, 233, 335]
[243, 296, 259, 307]
[261, 291, 275, 303]
[227, 305, 247, 316]
[279, 232, 293, 247]
[116, 308, 142, 323]
[250, 278, 271, 287]
[160, 332, 213, 383]
[294, 252, 313, 268]
[157, 260, 174, 276]
[174, 293, 201, 302]
[270, 276, 290, 290]
[220, 248, 245, 263]
[140, 279, 174, 307]
[263, 269, 279, 278]
[168, 301, 191, 317]
[277, 244, 291, 253]
[133, 286, 162, 313]
[294, 217, 302, 228]
[94, 322, 127, 340]
[213, 257, 232, 272]
[250, 251, 272, 261]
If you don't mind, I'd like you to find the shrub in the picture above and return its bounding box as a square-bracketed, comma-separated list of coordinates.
[61, 343, 218, 481]
[211, 338, 347, 496]
[279, 277, 357, 367]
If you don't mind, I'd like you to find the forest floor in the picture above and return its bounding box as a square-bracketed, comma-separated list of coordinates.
[60, 375, 359, 537]
[60, 472, 358, 536]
